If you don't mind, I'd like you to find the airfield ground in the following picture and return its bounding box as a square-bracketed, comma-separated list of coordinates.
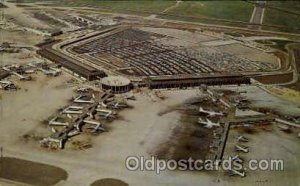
[1, 81, 300, 185]
[8, 0, 300, 33]
[0, 1, 300, 186]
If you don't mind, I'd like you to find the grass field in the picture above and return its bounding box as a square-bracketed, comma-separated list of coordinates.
[59, 0, 176, 13]
[263, 6, 300, 33]
[0, 157, 68, 186]
[8, 0, 300, 33]
[58, 0, 254, 22]
[267, 1, 300, 13]
[166, 1, 253, 22]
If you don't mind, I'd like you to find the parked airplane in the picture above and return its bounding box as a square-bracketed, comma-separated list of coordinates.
[62, 106, 83, 114]
[83, 120, 105, 133]
[51, 127, 57, 134]
[96, 108, 116, 119]
[277, 124, 290, 131]
[49, 67, 62, 74]
[235, 145, 249, 153]
[40, 137, 64, 149]
[48, 127, 80, 148]
[11, 72, 32, 81]
[25, 69, 35, 74]
[236, 135, 249, 142]
[73, 95, 95, 104]
[86, 124, 105, 133]
[49, 116, 69, 126]
[0, 80, 15, 90]
[2, 66, 10, 71]
[86, 112, 95, 119]
[67, 130, 81, 137]
[67, 114, 72, 119]
[199, 107, 224, 117]
[70, 106, 84, 109]
[107, 102, 128, 109]
[229, 169, 246, 177]
[198, 118, 220, 128]
[76, 87, 91, 93]
[231, 155, 243, 163]
[39, 68, 60, 76]
[0, 80, 17, 90]
[98, 101, 108, 108]
[83, 119, 101, 125]
[124, 94, 136, 100]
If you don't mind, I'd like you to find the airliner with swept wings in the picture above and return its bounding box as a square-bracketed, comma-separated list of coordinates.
[199, 107, 224, 117]
[198, 118, 220, 128]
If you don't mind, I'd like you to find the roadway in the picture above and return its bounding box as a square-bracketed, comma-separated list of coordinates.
[249, 1, 267, 30]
